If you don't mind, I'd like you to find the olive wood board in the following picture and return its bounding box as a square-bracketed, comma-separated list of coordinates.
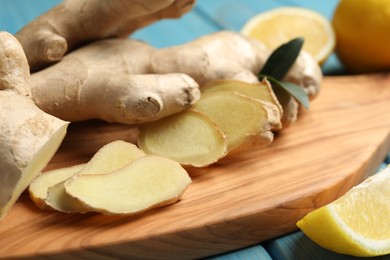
[0, 74, 389, 259]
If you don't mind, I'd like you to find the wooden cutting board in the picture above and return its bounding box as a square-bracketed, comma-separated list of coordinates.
[0, 74, 389, 259]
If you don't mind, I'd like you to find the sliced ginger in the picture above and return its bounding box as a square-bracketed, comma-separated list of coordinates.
[201, 78, 283, 118]
[29, 140, 146, 212]
[191, 91, 280, 155]
[28, 164, 85, 210]
[65, 156, 191, 215]
[138, 81, 282, 164]
[29, 140, 191, 216]
[47, 181, 90, 213]
[201, 79, 303, 130]
[138, 110, 228, 167]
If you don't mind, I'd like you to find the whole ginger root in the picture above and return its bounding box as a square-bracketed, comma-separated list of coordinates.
[30, 31, 322, 126]
[30, 38, 201, 124]
[14, 0, 321, 127]
[15, 0, 196, 71]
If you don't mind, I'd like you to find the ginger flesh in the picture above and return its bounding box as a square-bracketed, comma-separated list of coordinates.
[201, 79, 283, 128]
[65, 156, 191, 215]
[43, 140, 146, 213]
[29, 164, 85, 210]
[138, 110, 228, 167]
[0, 32, 69, 221]
[191, 91, 280, 155]
[200, 78, 300, 130]
[138, 79, 283, 165]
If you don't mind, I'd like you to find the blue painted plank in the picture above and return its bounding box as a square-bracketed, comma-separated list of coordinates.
[205, 244, 273, 260]
[195, 0, 283, 32]
[378, 162, 389, 172]
[385, 152, 390, 165]
[278, 0, 339, 20]
[0, 0, 61, 33]
[264, 231, 390, 260]
[196, 0, 339, 29]
[131, 8, 219, 48]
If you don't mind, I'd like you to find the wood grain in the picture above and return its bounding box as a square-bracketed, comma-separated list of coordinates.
[0, 74, 389, 259]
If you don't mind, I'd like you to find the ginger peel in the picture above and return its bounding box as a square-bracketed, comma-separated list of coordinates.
[15, 0, 196, 71]
[0, 31, 68, 221]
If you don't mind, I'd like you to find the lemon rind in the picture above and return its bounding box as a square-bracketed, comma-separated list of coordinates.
[298, 166, 390, 257]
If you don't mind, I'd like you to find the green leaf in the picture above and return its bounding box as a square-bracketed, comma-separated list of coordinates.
[260, 75, 310, 109]
[258, 37, 309, 109]
[260, 38, 304, 80]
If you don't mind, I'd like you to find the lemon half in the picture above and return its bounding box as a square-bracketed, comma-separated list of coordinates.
[241, 7, 335, 65]
[297, 165, 390, 257]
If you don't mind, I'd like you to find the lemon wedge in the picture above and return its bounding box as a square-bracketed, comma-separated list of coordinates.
[241, 7, 335, 65]
[297, 165, 390, 257]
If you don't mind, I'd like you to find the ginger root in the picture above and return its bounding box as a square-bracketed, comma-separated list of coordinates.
[29, 31, 321, 126]
[30, 38, 201, 125]
[15, 0, 196, 71]
[0, 32, 69, 220]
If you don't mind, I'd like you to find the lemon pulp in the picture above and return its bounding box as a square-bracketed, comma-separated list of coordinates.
[241, 7, 335, 65]
[297, 166, 390, 257]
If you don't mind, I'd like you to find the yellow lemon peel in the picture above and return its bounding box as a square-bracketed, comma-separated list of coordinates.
[297, 165, 390, 257]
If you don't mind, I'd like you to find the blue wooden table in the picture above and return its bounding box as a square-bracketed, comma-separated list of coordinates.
[1, 1, 390, 259]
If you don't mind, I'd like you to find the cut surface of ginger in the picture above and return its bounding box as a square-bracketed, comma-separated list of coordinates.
[44, 140, 146, 213]
[191, 91, 278, 154]
[78, 140, 146, 175]
[65, 156, 192, 215]
[0, 117, 68, 220]
[138, 110, 228, 167]
[201, 79, 282, 118]
[29, 164, 85, 209]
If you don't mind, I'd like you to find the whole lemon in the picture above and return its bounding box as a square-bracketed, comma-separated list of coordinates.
[332, 0, 390, 73]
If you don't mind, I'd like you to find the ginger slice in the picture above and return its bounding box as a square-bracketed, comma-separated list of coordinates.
[201, 78, 283, 119]
[191, 91, 279, 155]
[138, 110, 228, 167]
[29, 164, 85, 210]
[43, 140, 145, 213]
[65, 156, 191, 215]
[201, 79, 301, 129]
